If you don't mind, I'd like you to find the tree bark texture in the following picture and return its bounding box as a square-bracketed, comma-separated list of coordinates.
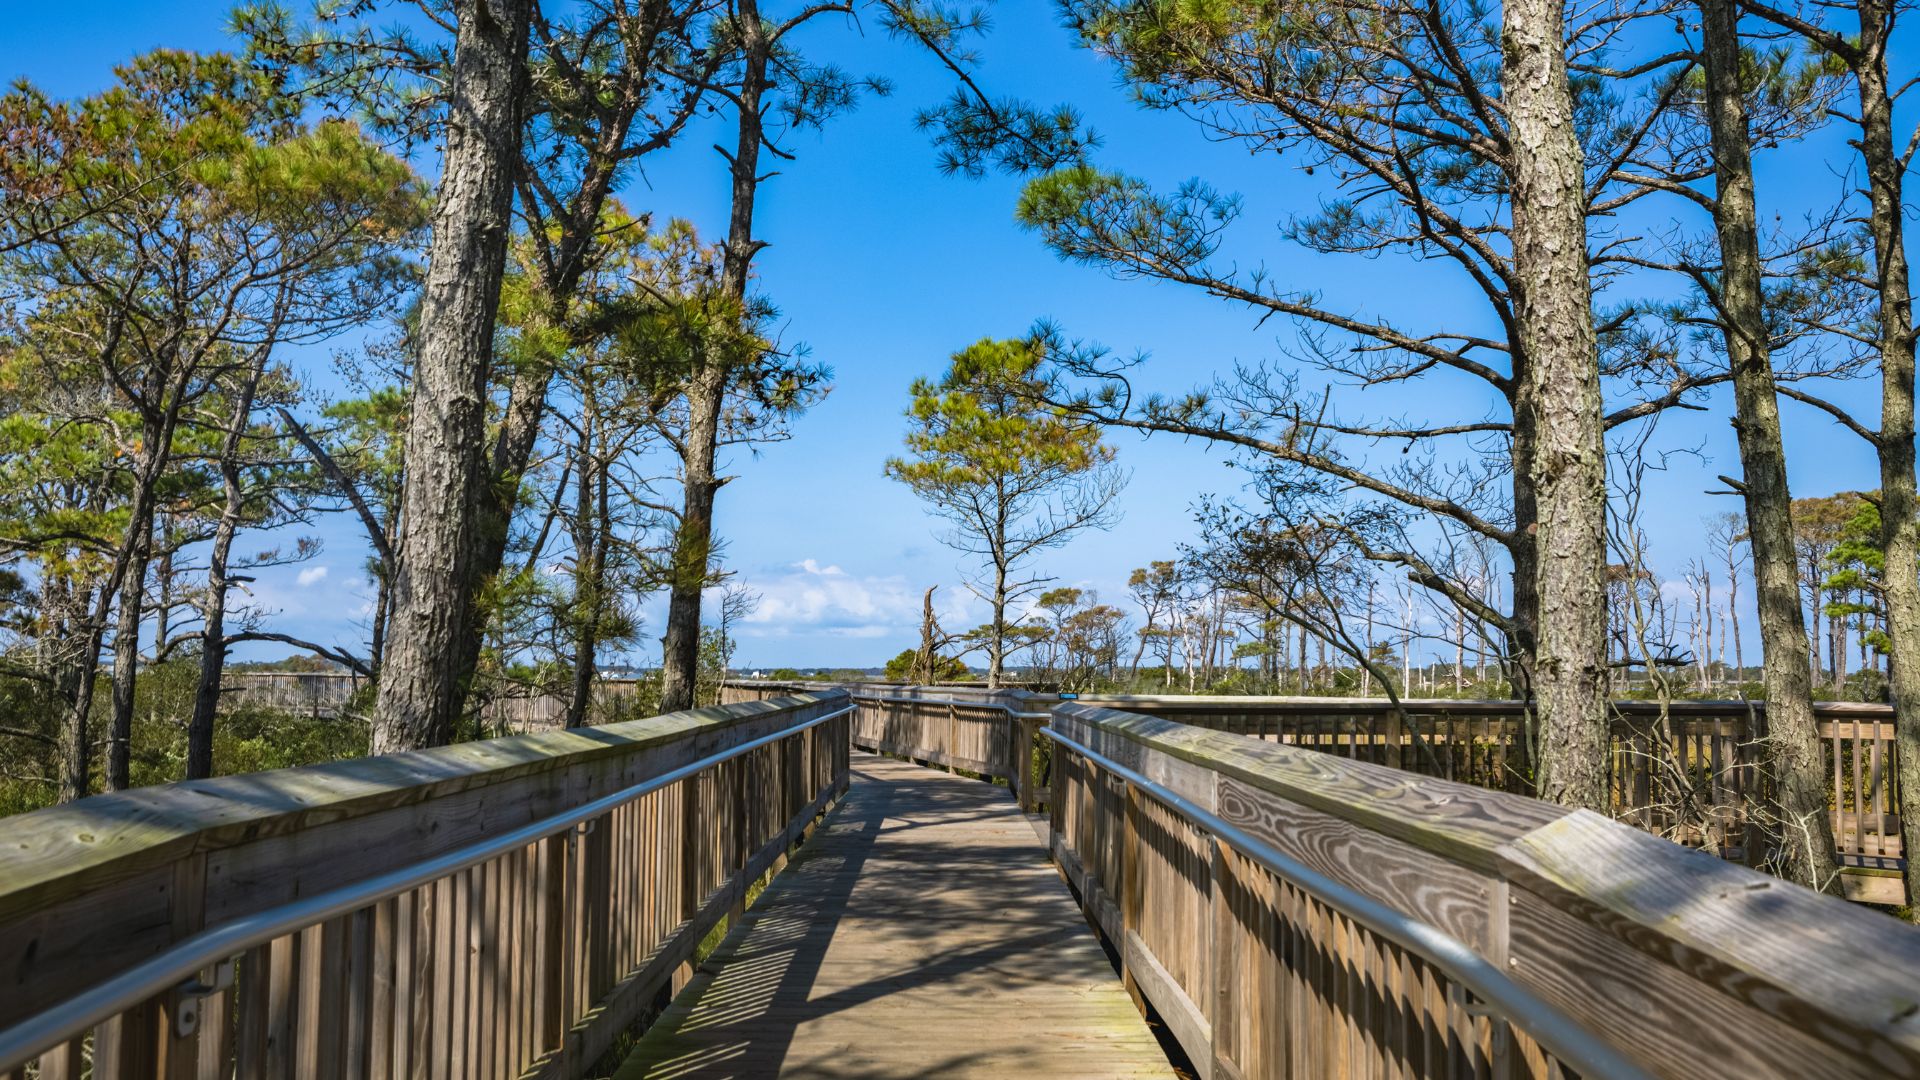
[187, 368, 264, 779]
[656, 365, 727, 712]
[1698, 0, 1842, 892]
[1851, 14, 1920, 912]
[1503, 0, 1611, 811]
[658, 4, 769, 711]
[375, 0, 532, 753]
[105, 521, 150, 792]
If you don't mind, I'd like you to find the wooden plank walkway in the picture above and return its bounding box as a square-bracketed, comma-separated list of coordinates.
[614, 752, 1172, 1079]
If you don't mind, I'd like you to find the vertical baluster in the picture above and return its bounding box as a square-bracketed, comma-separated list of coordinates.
[36, 1039, 85, 1080]
[404, 887, 429, 1080]
[260, 933, 298, 1080]
[477, 860, 497, 1080]
[1831, 718, 1845, 845]
[431, 875, 455, 1080]
[369, 897, 396, 1080]
[1871, 728, 1888, 858]
[465, 866, 483, 1080]
[509, 847, 528, 1075]
[343, 907, 373, 1080]
[1851, 719, 1867, 862]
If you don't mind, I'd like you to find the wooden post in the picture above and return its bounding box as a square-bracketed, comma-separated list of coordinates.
[1120, 779, 1144, 1015]
[676, 771, 703, 993]
[1207, 835, 1230, 1080]
[535, 834, 569, 1057]
[1012, 716, 1033, 812]
[160, 853, 209, 1080]
[582, 815, 611, 1005]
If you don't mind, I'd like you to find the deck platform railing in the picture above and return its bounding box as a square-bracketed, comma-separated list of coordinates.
[723, 681, 1905, 902]
[714, 680, 1920, 1077]
[0, 692, 851, 1079]
[1045, 702, 1920, 1079]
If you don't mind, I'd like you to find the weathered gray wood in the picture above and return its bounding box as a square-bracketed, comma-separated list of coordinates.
[1214, 775, 1500, 953]
[1055, 704, 1569, 872]
[1499, 810, 1920, 1075]
[525, 781, 841, 1080]
[0, 694, 846, 1030]
[613, 754, 1168, 1078]
[1054, 697, 1920, 1080]
[1123, 929, 1210, 1078]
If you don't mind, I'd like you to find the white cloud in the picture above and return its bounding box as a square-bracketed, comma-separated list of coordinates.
[717, 558, 952, 645]
[296, 566, 330, 587]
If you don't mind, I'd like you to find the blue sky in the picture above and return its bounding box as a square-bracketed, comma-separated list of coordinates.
[3, 2, 1891, 669]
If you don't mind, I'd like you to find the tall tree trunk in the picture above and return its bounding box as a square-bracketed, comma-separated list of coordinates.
[1507, 408, 1543, 703]
[566, 418, 608, 730]
[154, 515, 173, 655]
[188, 370, 263, 779]
[375, 0, 532, 753]
[1802, 547, 1823, 676]
[1856, 29, 1920, 913]
[1729, 563, 1745, 679]
[1454, 608, 1465, 692]
[987, 558, 1009, 689]
[657, 4, 769, 712]
[370, 567, 390, 676]
[657, 367, 726, 712]
[1364, 584, 1376, 695]
[448, 7, 680, 717]
[61, 423, 176, 802]
[190, 512, 237, 782]
[51, 579, 94, 800]
[1505, 0, 1609, 811]
[1703, 571, 1716, 688]
[1831, 611, 1848, 694]
[106, 521, 151, 791]
[1698, 0, 1842, 892]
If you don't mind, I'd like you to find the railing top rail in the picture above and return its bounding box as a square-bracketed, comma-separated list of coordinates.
[0, 699, 855, 1070]
[730, 682, 1897, 719]
[1058, 693, 1896, 717]
[0, 690, 850, 925]
[1052, 701, 1920, 1071]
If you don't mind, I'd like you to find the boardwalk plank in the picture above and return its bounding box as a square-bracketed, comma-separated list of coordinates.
[616, 753, 1171, 1079]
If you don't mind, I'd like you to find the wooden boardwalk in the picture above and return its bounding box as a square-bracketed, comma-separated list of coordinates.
[614, 753, 1172, 1079]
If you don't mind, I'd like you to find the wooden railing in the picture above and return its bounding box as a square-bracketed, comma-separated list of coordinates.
[0, 692, 851, 1078]
[1047, 702, 1920, 1079]
[845, 688, 1051, 812]
[1072, 694, 1902, 897]
[725, 682, 1905, 903]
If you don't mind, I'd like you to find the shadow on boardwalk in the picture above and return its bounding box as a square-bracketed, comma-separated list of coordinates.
[615, 754, 1171, 1079]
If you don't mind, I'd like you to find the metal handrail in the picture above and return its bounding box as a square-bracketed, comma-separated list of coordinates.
[0, 701, 855, 1070]
[1042, 725, 1655, 1080]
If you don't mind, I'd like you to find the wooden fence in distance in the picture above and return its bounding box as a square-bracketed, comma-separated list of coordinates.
[0, 692, 851, 1078]
[222, 671, 661, 733]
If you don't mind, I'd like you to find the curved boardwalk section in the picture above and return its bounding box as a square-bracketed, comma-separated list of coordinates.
[616, 753, 1170, 1078]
